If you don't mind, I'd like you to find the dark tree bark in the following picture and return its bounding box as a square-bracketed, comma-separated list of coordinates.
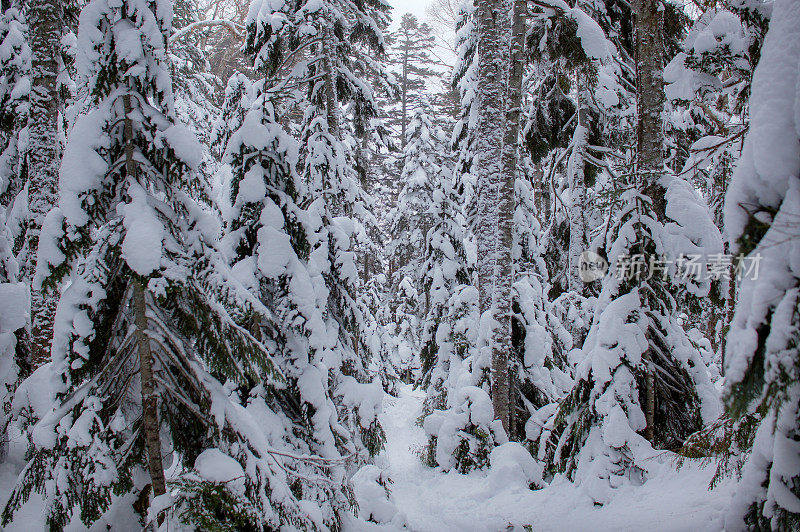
[124, 95, 167, 518]
[27, 0, 62, 367]
[634, 0, 665, 442]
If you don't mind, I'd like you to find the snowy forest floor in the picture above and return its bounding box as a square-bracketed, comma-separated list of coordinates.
[0, 384, 738, 531]
[348, 384, 737, 532]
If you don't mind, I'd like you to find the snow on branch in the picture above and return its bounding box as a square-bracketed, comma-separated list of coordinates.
[170, 19, 244, 45]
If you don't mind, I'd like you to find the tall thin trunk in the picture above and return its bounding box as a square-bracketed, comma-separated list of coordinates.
[475, 0, 517, 434]
[133, 280, 168, 514]
[634, 0, 666, 218]
[401, 43, 409, 147]
[496, 0, 526, 435]
[124, 95, 167, 518]
[634, 0, 665, 443]
[321, 26, 339, 137]
[27, 0, 62, 367]
[567, 74, 589, 294]
[644, 349, 655, 442]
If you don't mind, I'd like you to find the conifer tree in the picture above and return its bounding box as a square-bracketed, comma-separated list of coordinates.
[385, 14, 439, 146]
[391, 276, 419, 382]
[722, 0, 800, 527]
[418, 168, 496, 473]
[245, 0, 389, 459]
[219, 87, 369, 529]
[0, 2, 31, 430]
[1, 0, 333, 528]
[532, 0, 722, 502]
[0, 1, 29, 217]
[387, 106, 444, 282]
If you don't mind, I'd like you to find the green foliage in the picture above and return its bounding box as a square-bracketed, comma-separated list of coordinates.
[171, 478, 263, 532]
[677, 413, 761, 489]
[452, 427, 492, 474]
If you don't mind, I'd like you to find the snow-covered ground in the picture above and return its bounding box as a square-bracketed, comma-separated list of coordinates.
[0, 383, 736, 531]
[348, 384, 736, 532]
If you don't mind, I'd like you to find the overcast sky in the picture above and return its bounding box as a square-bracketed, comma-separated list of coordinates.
[389, 0, 431, 28]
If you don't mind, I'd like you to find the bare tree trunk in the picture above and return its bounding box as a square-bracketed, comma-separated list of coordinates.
[634, 0, 665, 443]
[634, 0, 666, 218]
[27, 0, 62, 367]
[476, 0, 520, 435]
[124, 95, 167, 520]
[644, 349, 655, 442]
[497, 0, 526, 435]
[720, 278, 736, 375]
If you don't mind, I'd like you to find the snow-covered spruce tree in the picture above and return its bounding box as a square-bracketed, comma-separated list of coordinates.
[663, 1, 770, 359]
[512, 169, 574, 440]
[721, 0, 800, 528]
[245, 0, 391, 298]
[386, 105, 448, 367]
[1, 0, 336, 528]
[418, 169, 495, 473]
[210, 72, 255, 160]
[219, 90, 375, 528]
[0, 1, 31, 403]
[170, 0, 222, 164]
[0, 1, 29, 214]
[413, 0, 503, 473]
[532, 0, 721, 502]
[299, 112, 387, 457]
[0, 185, 26, 460]
[387, 106, 444, 284]
[244, 0, 389, 459]
[391, 276, 419, 382]
[521, 0, 632, 354]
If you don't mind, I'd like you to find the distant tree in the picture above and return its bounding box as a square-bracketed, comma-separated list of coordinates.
[386, 14, 439, 145]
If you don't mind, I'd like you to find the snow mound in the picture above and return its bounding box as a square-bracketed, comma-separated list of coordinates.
[488, 442, 544, 491]
[194, 448, 245, 494]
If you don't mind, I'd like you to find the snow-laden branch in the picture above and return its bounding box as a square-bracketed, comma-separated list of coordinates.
[170, 19, 244, 45]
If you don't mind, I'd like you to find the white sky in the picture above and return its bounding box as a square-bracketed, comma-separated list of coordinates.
[389, 0, 433, 28]
[388, 0, 458, 67]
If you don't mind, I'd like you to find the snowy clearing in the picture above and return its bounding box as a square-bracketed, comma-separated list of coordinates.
[347, 385, 736, 532]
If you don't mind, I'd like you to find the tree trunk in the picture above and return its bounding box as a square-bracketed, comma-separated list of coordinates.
[133, 280, 168, 516]
[475, 0, 517, 435]
[634, 0, 665, 444]
[644, 350, 655, 442]
[124, 95, 167, 521]
[634, 0, 666, 217]
[321, 27, 339, 137]
[567, 74, 589, 294]
[27, 0, 62, 368]
[401, 44, 408, 147]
